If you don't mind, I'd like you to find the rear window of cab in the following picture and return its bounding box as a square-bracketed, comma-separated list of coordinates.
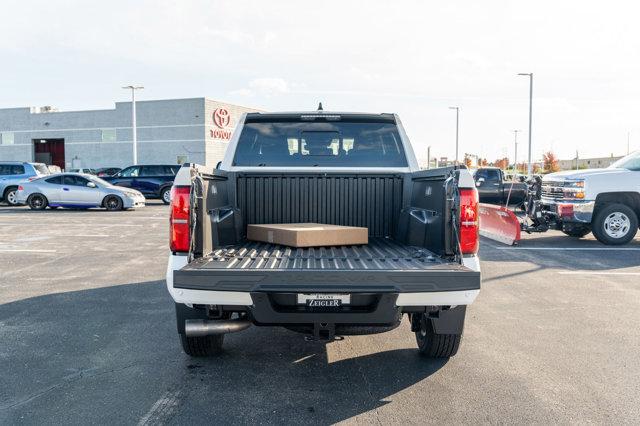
[233, 117, 407, 167]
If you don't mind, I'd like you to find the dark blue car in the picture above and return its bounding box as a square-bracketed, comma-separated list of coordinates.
[103, 164, 179, 204]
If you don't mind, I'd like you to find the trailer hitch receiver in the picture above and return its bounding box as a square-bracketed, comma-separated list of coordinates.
[305, 322, 338, 341]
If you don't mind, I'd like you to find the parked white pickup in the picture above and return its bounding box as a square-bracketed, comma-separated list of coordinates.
[540, 151, 640, 245]
[166, 110, 481, 359]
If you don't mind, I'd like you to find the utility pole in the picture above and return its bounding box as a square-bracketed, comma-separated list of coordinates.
[427, 146, 431, 169]
[513, 130, 520, 173]
[517, 73, 533, 176]
[449, 106, 460, 164]
[122, 85, 144, 164]
[576, 150, 579, 171]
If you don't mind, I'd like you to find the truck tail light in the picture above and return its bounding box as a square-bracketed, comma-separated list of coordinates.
[170, 186, 191, 253]
[459, 188, 479, 255]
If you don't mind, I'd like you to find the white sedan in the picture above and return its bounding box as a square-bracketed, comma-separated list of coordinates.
[15, 173, 145, 211]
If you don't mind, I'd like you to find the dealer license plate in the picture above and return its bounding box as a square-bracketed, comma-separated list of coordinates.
[297, 293, 351, 308]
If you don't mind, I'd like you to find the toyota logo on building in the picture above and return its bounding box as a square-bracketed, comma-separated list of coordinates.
[213, 108, 231, 128]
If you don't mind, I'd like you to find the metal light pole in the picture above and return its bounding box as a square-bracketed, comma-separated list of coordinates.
[513, 129, 520, 173]
[122, 85, 144, 164]
[449, 106, 460, 163]
[517, 73, 533, 176]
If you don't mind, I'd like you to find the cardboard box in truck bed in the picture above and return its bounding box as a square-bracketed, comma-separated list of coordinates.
[247, 223, 368, 248]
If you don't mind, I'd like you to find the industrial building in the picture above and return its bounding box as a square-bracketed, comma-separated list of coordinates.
[558, 154, 623, 171]
[0, 98, 258, 169]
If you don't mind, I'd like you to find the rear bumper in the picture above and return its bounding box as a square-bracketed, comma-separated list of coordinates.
[166, 254, 481, 308]
[14, 192, 28, 204]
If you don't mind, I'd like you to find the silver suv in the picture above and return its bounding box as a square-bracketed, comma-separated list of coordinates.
[0, 162, 50, 205]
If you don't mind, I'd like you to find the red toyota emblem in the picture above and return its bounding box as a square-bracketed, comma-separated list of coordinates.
[213, 108, 231, 128]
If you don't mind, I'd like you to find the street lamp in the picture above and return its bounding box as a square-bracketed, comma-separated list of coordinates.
[449, 106, 460, 163]
[517, 73, 533, 176]
[513, 129, 520, 172]
[122, 85, 144, 164]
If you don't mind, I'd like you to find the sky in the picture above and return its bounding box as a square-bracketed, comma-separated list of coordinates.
[1, 0, 639, 163]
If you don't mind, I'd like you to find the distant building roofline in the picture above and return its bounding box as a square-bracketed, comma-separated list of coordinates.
[0, 96, 263, 114]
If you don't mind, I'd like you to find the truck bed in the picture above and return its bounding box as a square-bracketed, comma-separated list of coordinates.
[173, 238, 480, 294]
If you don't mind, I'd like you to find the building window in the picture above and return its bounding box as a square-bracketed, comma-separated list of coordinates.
[1, 132, 15, 145]
[101, 129, 116, 142]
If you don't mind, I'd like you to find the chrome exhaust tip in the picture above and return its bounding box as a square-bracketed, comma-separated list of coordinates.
[184, 318, 252, 337]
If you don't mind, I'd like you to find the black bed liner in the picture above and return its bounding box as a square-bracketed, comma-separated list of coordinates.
[173, 238, 480, 294]
[197, 238, 447, 271]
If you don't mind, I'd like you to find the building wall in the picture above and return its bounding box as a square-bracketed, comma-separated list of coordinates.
[558, 155, 623, 170]
[204, 99, 259, 167]
[0, 98, 257, 169]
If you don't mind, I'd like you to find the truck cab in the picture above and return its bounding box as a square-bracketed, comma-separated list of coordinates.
[474, 167, 527, 206]
[166, 111, 481, 359]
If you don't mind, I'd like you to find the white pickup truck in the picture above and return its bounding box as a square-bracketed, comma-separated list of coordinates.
[539, 151, 640, 245]
[165, 110, 481, 358]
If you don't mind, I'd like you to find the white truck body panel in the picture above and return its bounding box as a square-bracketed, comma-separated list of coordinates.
[544, 167, 640, 200]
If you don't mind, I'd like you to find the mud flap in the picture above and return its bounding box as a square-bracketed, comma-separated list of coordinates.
[410, 306, 466, 335]
[431, 306, 466, 334]
[478, 203, 522, 245]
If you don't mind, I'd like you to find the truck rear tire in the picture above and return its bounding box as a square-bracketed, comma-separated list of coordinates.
[415, 314, 462, 358]
[592, 203, 638, 245]
[179, 333, 224, 357]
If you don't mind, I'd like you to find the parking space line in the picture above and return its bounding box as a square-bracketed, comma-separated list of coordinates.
[0, 217, 166, 221]
[0, 223, 144, 227]
[0, 249, 58, 253]
[495, 247, 640, 251]
[138, 389, 182, 425]
[558, 271, 640, 276]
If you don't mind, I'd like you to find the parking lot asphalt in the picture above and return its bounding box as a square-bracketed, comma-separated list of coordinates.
[1, 203, 639, 425]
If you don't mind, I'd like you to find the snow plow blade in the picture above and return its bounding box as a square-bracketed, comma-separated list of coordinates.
[478, 203, 522, 245]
